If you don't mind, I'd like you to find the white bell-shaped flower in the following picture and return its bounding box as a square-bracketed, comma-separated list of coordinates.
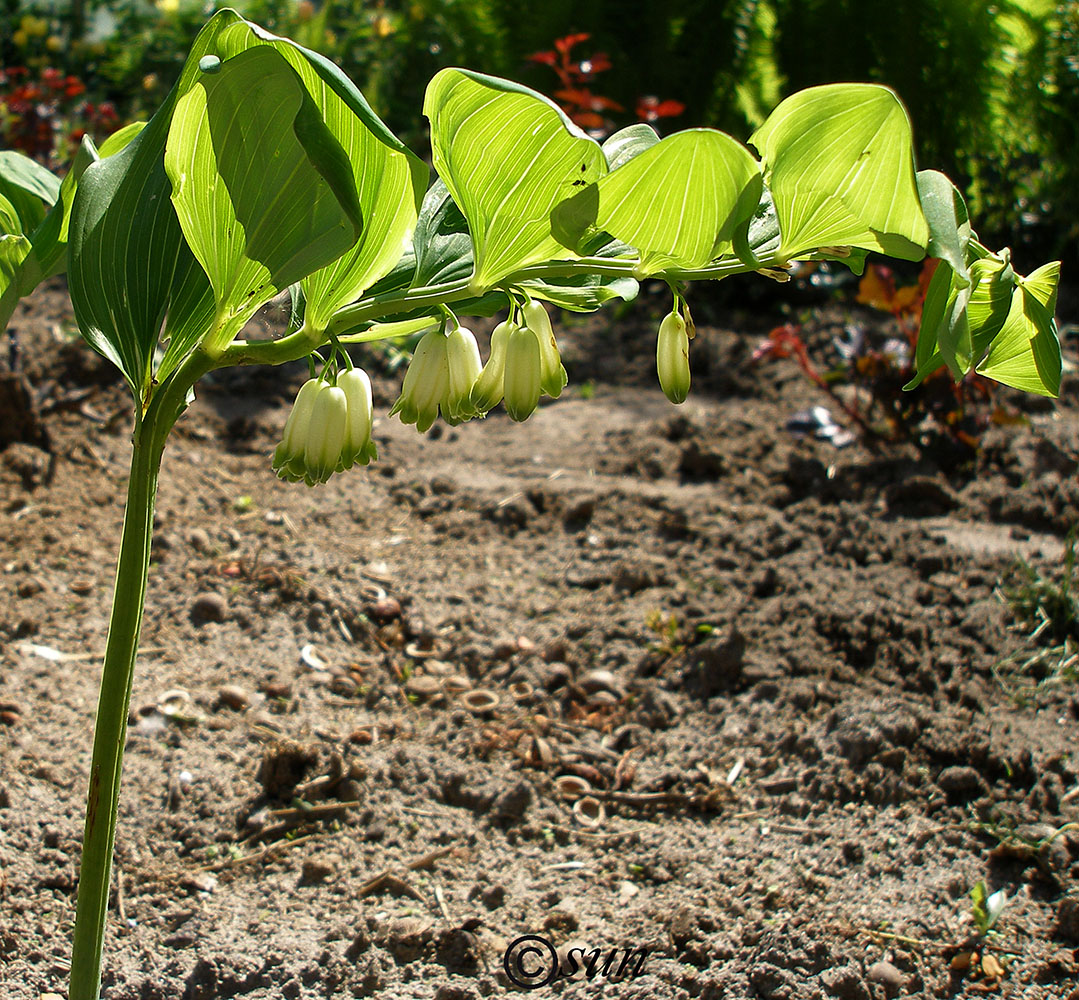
[338, 367, 377, 469]
[503, 324, 542, 422]
[272, 378, 323, 483]
[471, 319, 515, 413]
[442, 325, 483, 425]
[657, 310, 690, 404]
[390, 330, 449, 433]
[303, 383, 349, 485]
[522, 300, 567, 399]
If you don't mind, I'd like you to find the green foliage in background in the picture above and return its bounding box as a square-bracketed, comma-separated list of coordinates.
[2, 0, 1076, 261]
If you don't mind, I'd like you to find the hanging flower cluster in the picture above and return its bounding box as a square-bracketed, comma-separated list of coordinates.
[272, 363, 376, 486]
[273, 293, 696, 486]
[390, 301, 568, 431]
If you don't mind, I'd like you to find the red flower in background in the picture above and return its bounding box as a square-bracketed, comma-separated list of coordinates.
[0, 65, 115, 167]
[529, 34, 682, 137]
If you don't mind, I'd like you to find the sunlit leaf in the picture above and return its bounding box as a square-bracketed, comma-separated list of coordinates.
[0, 233, 32, 331]
[236, 24, 426, 330]
[69, 11, 240, 398]
[424, 68, 607, 289]
[0, 150, 60, 234]
[978, 261, 1061, 396]
[165, 44, 362, 350]
[601, 123, 659, 170]
[908, 250, 1017, 388]
[553, 129, 761, 275]
[917, 169, 970, 284]
[750, 84, 929, 260]
[98, 121, 147, 157]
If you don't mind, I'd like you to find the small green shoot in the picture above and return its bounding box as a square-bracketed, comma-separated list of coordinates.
[995, 529, 1079, 702]
[969, 880, 1008, 938]
[1000, 528, 1079, 646]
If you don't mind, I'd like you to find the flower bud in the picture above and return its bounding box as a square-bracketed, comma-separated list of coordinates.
[503, 325, 542, 422]
[521, 300, 567, 399]
[272, 378, 322, 483]
[470, 320, 514, 413]
[303, 384, 349, 485]
[442, 325, 483, 425]
[657, 310, 690, 404]
[390, 330, 449, 433]
[338, 367, 377, 469]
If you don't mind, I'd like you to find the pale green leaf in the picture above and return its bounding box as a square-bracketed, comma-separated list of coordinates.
[226, 24, 426, 330]
[424, 68, 607, 290]
[165, 44, 362, 350]
[907, 251, 1017, 389]
[98, 121, 147, 157]
[750, 84, 929, 260]
[916, 169, 970, 284]
[977, 261, 1061, 397]
[601, 124, 659, 170]
[20, 136, 99, 290]
[0, 150, 60, 234]
[553, 129, 761, 275]
[0, 233, 32, 332]
[69, 11, 236, 397]
[0, 193, 19, 236]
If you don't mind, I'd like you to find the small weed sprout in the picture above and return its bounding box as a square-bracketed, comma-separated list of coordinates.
[994, 529, 1079, 701]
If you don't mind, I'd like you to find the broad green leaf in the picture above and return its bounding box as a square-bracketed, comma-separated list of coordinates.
[0, 233, 32, 332]
[69, 11, 233, 398]
[0, 150, 60, 205]
[424, 68, 607, 290]
[750, 84, 929, 261]
[0, 194, 20, 236]
[965, 252, 1015, 344]
[553, 129, 762, 275]
[19, 136, 99, 290]
[412, 179, 473, 288]
[978, 261, 1061, 396]
[916, 169, 970, 284]
[0, 151, 60, 234]
[908, 251, 1018, 389]
[601, 124, 659, 171]
[166, 44, 362, 350]
[257, 29, 427, 330]
[98, 121, 147, 157]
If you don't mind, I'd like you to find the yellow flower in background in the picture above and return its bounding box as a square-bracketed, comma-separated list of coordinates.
[21, 15, 49, 37]
[158, 0, 180, 13]
[46, 36, 63, 52]
[12, 29, 28, 48]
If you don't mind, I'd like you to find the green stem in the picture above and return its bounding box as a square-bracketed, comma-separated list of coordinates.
[69, 350, 213, 1000]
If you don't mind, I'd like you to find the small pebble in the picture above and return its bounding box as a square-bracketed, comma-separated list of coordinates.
[300, 855, 336, 884]
[370, 596, 402, 621]
[189, 593, 227, 625]
[187, 528, 212, 553]
[866, 960, 904, 997]
[216, 685, 249, 711]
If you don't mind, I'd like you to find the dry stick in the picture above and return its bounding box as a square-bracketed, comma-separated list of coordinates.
[357, 845, 457, 899]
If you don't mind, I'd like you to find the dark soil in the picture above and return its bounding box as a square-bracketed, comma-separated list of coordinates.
[2, 277, 1079, 1000]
